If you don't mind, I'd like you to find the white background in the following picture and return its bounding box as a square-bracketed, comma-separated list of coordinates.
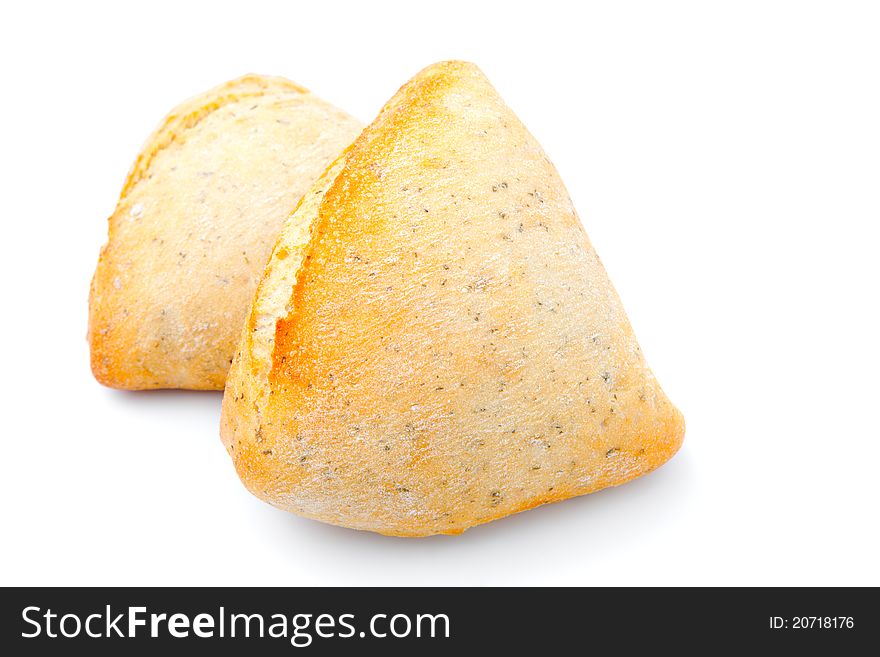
[1, 0, 878, 586]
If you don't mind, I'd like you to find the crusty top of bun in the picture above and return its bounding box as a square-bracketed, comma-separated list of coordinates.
[221, 61, 684, 536]
[89, 75, 363, 389]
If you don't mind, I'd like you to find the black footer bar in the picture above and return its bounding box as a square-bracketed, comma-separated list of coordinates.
[1, 587, 875, 653]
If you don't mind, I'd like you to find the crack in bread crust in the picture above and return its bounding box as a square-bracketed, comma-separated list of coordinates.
[120, 76, 308, 199]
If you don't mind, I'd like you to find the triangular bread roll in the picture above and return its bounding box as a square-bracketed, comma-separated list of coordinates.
[221, 61, 684, 536]
[89, 75, 363, 389]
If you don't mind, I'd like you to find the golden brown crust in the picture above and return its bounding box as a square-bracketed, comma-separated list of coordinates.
[221, 61, 684, 536]
[88, 75, 363, 390]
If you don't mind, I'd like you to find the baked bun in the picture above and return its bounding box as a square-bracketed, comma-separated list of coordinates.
[221, 61, 684, 536]
[89, 75, 363, 389]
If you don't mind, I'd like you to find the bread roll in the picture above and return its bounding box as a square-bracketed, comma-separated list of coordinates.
[88, 75, 363, 389]
[221, 61, 684, 536]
